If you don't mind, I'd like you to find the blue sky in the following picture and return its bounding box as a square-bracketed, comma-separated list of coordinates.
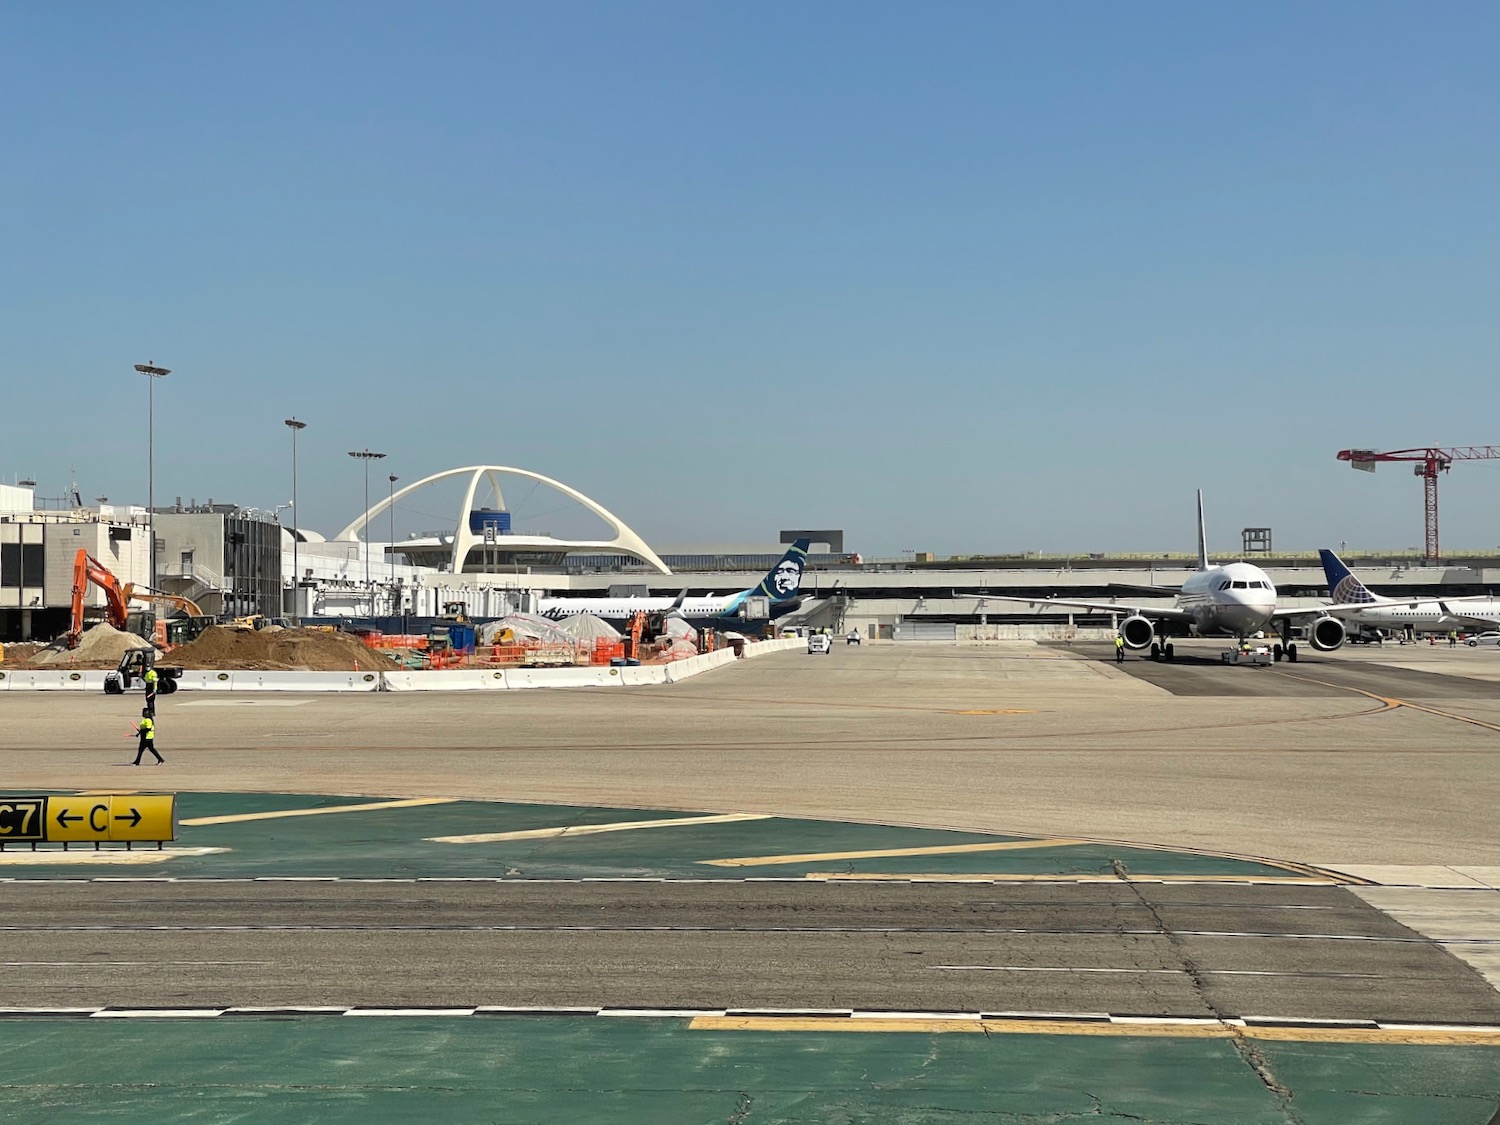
[5, 2, 1499, 555]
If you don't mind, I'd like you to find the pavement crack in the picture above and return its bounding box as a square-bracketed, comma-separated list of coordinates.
[726, 1091, 752, 1124]
[1110, 858, 1306, 1125]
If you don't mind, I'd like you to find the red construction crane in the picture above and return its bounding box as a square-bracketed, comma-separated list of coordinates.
[1336, 446, 1500, 560]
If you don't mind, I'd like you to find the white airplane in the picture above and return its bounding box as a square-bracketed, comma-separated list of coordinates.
[1318, 549, 1500, 636]
[538, 539, 810, 629]
[960, 492, 1344, 662]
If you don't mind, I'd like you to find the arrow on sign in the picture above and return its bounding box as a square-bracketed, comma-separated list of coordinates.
[55, 809, 82, 828]
[117, 808, 143, 828]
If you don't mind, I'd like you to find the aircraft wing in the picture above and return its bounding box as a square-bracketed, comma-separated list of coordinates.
[956, 592, 1193, 623]
[1439, 601, 1500, 630]
[1106, 582, 1184, 596]
[1268, 605, 1344, 622]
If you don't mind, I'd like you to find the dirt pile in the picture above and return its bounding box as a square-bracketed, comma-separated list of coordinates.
[24, 623, 156, 669]
[168, 626, 393, 671]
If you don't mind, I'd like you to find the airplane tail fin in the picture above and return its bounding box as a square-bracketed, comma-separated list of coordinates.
[753, 538, 811, 603]
[1320, 549, 1380, 605]
[1195, 490, 1209, 570]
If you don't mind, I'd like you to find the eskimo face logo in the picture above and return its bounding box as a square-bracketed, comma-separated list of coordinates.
[1333, 575, 1376, 604]
[771, 557, 803, 598]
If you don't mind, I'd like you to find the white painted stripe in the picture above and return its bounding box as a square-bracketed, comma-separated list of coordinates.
[344, 1008, 478, 1017]
[597, 1008, 726, 1019]
[181, 798, 458, 827]
[91, 1009, 227, 1019]
[703, 838, 1084, 868]
[429, 813, 771, 845]
[0, 847, 227, 866]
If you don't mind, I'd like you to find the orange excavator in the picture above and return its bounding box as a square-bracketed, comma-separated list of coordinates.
[68, 549, 208, 649]
[68, 550, 131, 648]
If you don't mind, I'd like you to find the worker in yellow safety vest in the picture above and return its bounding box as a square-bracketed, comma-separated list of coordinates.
[144, 666, 159, 717]
[133, 709, 163, 766]
[1114, 635, 1125, 663]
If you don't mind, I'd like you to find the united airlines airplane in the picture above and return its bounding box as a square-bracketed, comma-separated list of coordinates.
[961, 493, 1344, 661]
[1318, 549, 1500, 635]
[538, 539, 811, 629]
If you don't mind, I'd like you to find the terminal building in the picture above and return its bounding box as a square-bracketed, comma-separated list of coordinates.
[6, 462, 1500, 645]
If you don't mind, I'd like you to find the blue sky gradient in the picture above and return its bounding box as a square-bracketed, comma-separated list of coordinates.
[5, 3, 1499, 554]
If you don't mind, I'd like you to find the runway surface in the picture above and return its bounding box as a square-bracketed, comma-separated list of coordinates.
[4, 880, 1498, 1023]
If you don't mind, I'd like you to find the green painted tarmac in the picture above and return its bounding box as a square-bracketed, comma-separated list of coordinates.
[2, 792, 1313, 881]
[1, 1018, 1496, 1124]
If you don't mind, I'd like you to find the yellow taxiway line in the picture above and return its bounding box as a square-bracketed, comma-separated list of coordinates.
[429, 812, 771, 845]
[701, 838, 1086, 868]
[688, 1015, 1500, 1045]
[180, 798, 459, 826]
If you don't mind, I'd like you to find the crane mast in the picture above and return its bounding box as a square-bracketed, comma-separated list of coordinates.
[1337, 446, 1500, 560]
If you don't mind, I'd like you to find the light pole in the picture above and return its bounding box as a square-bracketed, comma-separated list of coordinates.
[284, 418, 306, 617]
[16, 479, 35, 629]
[388, 473, 398, 613]
[135, 363, 170, 589]
[348, 449, 386, 619]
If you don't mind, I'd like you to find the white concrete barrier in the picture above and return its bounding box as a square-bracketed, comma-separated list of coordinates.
[616, 665, 669, 687]
[0, 669, 100, 691]
[1, 637, 804, 694]
[175, 671, 236, 692]
[228, 671, 382, 692]
[383, 670, 509, 692]
[504, 666, 623, 689]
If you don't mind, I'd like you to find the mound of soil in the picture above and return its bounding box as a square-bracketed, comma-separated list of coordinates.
[21, 623, 157, 669]
[167, 626, 394, 672]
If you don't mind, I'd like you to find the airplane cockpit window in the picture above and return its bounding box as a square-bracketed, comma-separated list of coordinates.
[1219, 581, 1231, 590]
[1232, 581, 1248, 588]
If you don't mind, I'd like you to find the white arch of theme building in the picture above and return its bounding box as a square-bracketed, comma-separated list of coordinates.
[335, 465, 671, 575]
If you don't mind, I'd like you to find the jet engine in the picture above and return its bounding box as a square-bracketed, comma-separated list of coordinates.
[1309, 615, 1347, 652]
[1119, 615, 1156, 650]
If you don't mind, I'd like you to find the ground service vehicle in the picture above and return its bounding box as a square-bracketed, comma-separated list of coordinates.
[808, 633, 832, 655]
[103, 649, 183, 695]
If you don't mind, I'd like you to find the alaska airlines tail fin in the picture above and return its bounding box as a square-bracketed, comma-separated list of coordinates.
[1320, 549, 1381, 605]
[752, 538, 810, 603]
[1195, 490, 1209, 570]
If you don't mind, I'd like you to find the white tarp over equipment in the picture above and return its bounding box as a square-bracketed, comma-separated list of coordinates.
[478, 614, 578, 647]
[554, 614, 623, 642]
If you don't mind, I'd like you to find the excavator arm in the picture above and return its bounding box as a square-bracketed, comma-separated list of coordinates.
[68, 549, 131, 648]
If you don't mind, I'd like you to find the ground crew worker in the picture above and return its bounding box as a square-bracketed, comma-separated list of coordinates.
[143, 665, 159, 717]
[133, 709, 163, 766]
[1449, 630, 1458, 648]
[1114, 634, 1125, 663]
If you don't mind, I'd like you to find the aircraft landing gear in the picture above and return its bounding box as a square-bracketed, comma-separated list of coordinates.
[1149, 640, 1175, 662]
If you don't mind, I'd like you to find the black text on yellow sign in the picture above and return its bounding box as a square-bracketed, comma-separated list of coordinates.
[0, 795, 176, 843]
